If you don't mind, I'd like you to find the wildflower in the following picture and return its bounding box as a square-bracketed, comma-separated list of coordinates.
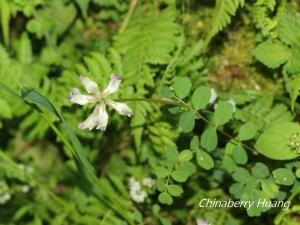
[129, 177, 148, 203]
[129, 177, 141, 191]
[142, 178, 155, 188]
[18, 164, 25, 171]
[0, 181, 10, 205]
[227, 98, 236, 113]
[197, 219, 211, 225]
[209, 88, 217, 104]
[68, 74, 134, 131]
[0, 193, 11, 204]
[21, 185, 30, 193]
[130, 188, 148, 203]
[18, 164, 33, 174]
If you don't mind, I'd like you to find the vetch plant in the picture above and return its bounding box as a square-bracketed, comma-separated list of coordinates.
[0, 1, 300, 225]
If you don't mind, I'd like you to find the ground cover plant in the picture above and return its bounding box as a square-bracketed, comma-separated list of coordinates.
[0, 0, 300, 224]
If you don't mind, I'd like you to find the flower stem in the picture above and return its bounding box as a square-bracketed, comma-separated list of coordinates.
[115, 97, 257, 153]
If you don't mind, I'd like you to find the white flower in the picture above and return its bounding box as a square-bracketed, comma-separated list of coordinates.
[129, 177, 148, 203]
[21, 185, 30, 193]
[68, 73, 134, 131]
[209, 88, 217, 104]
[197, 219, 211, 225]
[130, 189, 148, 203]
[18, 164, 25, 171]
[0, 193, 11, 204]
[129, 177, 141, 191]
[142, 178, 155, 188]
[18, 164, 33, 174]
[227, 98, 236, 113]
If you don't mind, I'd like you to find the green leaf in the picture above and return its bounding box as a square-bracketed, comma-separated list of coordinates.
[167, 185, 183, 197]
[160, 218, 172, 225]
[179, 112, 195, 133]
[173, 76, 192, 99]
[171, 170, 188, 182]
[178, 150, 193, 161]
[200, 126, 218, 151]
[190, 136, 199, 150]
[171, 161, 196, 183]
[261, 179, 279, 198]
[0, 0, 10, 46]
[158, 192, 173, 205]
[242, 190, 271, 217]
[161, 86, 174, 99]
[192, 86, 211, 110]
[63, 122, 95, 176]
[255, 122, 300, 160]
[291, 75, 300, 111]
[232, 144, 248, 165]
[21, 88, 63, 120]
[253, 40, 290, 69]
[251, 163, 269, 179]
[238, 122, 257, 141]
[222, 155, 237, 173]
[272, 168, 295, 186]
[196, 150, 214, 170]
[232, 167, 252, 183]
[278, 12, 300, 46]
[214, 101, 233, 126]
[0, 98, 12, 119]
[229, 183, 245, 198]
[154, 166, 169, 178]
[75, 0, 90, 18]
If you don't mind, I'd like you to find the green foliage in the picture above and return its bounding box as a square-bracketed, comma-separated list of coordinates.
[254, 9, 300, 108]
[252, 0, 277, 36]
[204, 0, 244, 48]
[255, 122, 300, 160]
[235, 96, 294, 131]
[0, 1, 300, 225]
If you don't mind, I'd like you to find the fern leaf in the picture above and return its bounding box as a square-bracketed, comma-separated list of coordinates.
[204, 0, 244, 48]
[115, 5, 179, 78]
[253, 40, 290, 69]
[235, 96, 294, 131]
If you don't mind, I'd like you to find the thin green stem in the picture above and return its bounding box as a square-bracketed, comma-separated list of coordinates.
[116, 96, 257, 153]
[119, 0, 138, 33]
[39, 113, 73, 158]
[0, 62, 23, 90]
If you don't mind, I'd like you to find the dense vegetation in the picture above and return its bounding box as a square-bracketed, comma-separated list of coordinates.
[0, 0, 300, 224]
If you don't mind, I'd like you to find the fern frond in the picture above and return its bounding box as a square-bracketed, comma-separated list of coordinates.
[114, 4, 179, 149]
[235, 96, 294, 131]
[252, 0, 276, 35]
[204, 0, 244, 48]
[115, 4, 179, 78]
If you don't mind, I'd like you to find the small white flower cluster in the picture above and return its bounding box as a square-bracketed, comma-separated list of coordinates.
[18, 164, 34, 174]
[0, 181, 11, 205]
[129, 177, 155, 203]
[197, 218, 211, 225]
[17, 164, 33, 193]
[21, 185, 30, 193]
[210, 88, 236, 113]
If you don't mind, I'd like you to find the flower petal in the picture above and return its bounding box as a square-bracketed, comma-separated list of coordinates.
[227, 98, 236, 112]
[102, 73, 122, 97]
[94, 103, 109, 131]
[108, 100, 134, 117]
[78, 105, 100, 131]
[209, 88, 217, 104]
[68, 88, 96, 105]
[79, 76, 99, 94]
